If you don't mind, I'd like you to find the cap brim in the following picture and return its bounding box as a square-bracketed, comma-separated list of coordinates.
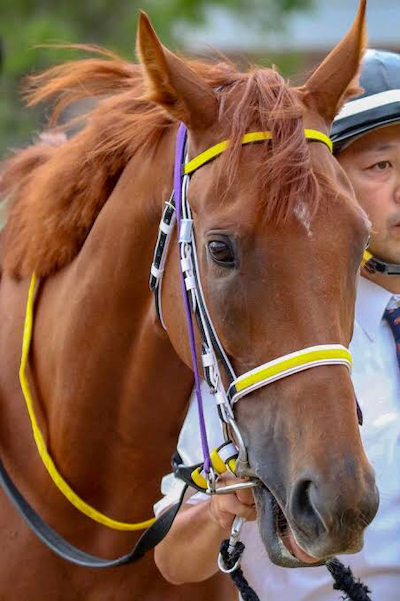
[332, 113, 400, 153]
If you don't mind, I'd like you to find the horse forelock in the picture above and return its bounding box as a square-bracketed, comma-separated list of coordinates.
[1, 48, 326, 277]
[213, 68, 321, 225]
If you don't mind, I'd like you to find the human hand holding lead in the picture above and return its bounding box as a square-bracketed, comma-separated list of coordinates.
[208, 472, 257, 533]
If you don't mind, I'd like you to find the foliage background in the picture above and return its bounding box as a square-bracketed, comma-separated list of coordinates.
[0, 0, 312, 157]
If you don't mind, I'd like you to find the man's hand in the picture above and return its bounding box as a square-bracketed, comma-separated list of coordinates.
[208, 472, 257, 533]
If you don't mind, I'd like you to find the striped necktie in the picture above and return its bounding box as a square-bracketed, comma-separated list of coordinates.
[384, 304, 400, 369]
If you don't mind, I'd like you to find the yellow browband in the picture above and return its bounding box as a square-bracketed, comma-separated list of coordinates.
[20, 274, 155, 531]
[184, 129, 333, 175]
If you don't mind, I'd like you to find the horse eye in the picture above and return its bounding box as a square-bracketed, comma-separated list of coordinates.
[208, 240, 236, 267]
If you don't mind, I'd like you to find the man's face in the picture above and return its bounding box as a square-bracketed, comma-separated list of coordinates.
[338, 124, 400, 264]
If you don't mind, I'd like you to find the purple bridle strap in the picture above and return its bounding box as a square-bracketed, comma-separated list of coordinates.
[174, 123, 211, 473]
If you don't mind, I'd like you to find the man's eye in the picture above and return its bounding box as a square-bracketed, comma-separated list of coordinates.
[370, 160, 391, 171]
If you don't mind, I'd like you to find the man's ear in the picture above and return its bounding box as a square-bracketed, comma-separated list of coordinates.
[299, 0, 367, 125]
[136, 11, 218, 129]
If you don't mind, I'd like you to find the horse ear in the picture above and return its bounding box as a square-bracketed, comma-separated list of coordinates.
[136, 11, 218, 129]
[300, 0, 367, 125]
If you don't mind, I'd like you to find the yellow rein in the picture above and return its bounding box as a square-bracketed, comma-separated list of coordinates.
[19, 127, 333, 531]
[20, 274, 155, 531]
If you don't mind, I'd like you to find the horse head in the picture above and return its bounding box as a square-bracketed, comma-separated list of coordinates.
[137, 0, 378, 569]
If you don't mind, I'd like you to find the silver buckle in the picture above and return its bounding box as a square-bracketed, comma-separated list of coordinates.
[217, 516, 245, 573]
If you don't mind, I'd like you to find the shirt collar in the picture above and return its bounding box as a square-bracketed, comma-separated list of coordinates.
[355, 276, 393, 341]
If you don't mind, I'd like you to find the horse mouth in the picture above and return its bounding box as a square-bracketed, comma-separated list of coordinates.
[254, 485, 325, 568]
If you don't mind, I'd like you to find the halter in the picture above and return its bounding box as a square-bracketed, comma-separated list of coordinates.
[150, 123, 356, 497]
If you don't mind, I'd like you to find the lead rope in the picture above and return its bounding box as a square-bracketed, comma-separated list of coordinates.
[219, 538, 372, 601]
[326, 558, 372, 601]
[219, 540, 259, 601]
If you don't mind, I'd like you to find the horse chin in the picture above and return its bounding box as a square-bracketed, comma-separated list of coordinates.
[254, 485, 326, 569]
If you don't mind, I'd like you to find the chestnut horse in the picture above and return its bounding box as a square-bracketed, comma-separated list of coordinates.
[0, 3, 378, 600]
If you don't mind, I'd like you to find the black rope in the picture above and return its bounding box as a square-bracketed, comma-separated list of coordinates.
[219, 540, 260, 601]
[220, 540, 373, 601]
[327, 557, 372, 601]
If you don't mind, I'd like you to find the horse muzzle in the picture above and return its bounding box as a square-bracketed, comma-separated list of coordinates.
[254, 468, 379, 568]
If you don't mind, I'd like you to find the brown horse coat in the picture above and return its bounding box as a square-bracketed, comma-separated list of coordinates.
[0, 3, 377, 599]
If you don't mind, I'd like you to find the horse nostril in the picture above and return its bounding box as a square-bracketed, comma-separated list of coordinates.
[290, 478, 327, 538]
[296, 480, 312, 513]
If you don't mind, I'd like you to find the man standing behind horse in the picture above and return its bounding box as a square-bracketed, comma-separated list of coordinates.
[153, 49, 400, 600]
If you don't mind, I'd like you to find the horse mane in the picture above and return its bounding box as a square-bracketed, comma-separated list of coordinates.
[0, 46, 319, 278]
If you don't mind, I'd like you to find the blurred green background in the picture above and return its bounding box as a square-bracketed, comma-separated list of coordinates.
[1, 1, 400, 228]
[0, 0, 313, 158]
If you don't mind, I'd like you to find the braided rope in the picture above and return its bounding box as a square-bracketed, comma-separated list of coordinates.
[219, 540, 260, 601]
[220, 540, 373, 601]
[326, 557, 372, 601]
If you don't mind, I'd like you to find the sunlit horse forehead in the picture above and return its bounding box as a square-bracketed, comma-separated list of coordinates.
[184, 67, 321, 226]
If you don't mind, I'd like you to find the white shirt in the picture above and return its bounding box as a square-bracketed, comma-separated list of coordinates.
[154, 276, 400, 600]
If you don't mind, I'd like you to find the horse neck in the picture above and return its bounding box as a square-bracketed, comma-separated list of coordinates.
[35, 127, 194, 510]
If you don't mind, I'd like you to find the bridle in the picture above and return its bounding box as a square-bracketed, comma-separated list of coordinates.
[150, 122, 358, 504]
[1, 120, 362, 576]
[149, 122, 363, 577]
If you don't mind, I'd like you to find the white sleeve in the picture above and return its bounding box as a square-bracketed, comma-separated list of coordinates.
[154, 380, 225, 517]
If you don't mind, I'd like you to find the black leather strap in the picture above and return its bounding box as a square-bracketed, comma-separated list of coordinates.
[172, 452, 207, 493]
[365, 255, 400, 276]
[0, 456, 187, 567]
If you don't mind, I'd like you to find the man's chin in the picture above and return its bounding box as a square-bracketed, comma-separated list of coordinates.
[375, 234, 400, 259]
